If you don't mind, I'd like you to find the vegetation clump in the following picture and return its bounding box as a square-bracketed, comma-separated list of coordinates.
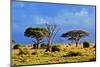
[51, 44, 62, 52]
[61, 30, 89, 47]
[24, 27, 48, 49]
[13, 44, 22, 49]
[83, 41, 90, 48]
[63, 51, 82, 57]
[40, 43, 47, 49]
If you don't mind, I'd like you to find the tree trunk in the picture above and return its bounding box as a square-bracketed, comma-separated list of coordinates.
[75, 40, 79, 47]
[33, 44, 36, 49]
[36, 41, 40, 49]
[76, 42, 78, 47]
[36, 39, 42, 49]
[46, 40, 51, 52]
[36, 44, 39, 49]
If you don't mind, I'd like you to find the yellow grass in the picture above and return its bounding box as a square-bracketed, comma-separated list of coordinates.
[12, 44, 96, 66]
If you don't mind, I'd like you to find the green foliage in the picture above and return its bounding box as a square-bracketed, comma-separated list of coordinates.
[40, 43, 47, 49]
[61, 30, 89, 37]
[51, 44, 62, 52]
[13, 44, 23, 49]
[24, 27, 48, 39]
[24, 27, 48, 49]
[63, 51, 82, 57]
[61, 30, 89, 47]
[83, 41, 90, 48]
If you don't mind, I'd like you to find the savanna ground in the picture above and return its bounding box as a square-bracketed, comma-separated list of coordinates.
[12, 44, 96, 66]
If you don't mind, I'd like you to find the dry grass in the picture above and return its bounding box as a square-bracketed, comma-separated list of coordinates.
[12, 44, 96, 66]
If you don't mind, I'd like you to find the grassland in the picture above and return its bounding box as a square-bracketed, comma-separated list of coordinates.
[12, 44, 96, 66]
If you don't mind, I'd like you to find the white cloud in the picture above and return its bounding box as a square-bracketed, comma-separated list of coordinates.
[75, 8, 88, 16]
[51, 8, 94, 28]
[33, 15, 49, 24]
[28, 8, 94, 28]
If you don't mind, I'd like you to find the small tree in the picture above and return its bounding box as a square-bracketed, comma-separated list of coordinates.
[24, 27, 48, 49]
[61, 30, 89, 47]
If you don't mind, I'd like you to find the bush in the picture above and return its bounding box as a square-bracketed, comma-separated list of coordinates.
[51, 44, 62, 52]
[40, 43, 47, 49]
[63, 51, 82, 57]
[13, 44, 22, 49]
[83, 41, 90, 48]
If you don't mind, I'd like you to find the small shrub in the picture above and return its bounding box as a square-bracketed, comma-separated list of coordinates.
[13, 44, 22, 49]
[40, 43, 47, 49]
[63, 51, 82, 57]
[51, 45, 62, 52]
[83, 41, 90, 48]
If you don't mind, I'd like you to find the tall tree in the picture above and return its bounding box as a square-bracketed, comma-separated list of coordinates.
[45, 24, 58, 51]
[61, 30, 89, 47]
[24, 27, 48, 49]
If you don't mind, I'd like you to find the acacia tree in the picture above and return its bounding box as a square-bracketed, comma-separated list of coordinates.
[24, 27, 48, 49]
[61, 30, 89, 47]
[45, 24, 58, 51]
[67, 37, 75, 45]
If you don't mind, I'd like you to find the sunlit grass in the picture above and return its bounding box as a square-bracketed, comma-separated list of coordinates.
[12, 44, 96, 66]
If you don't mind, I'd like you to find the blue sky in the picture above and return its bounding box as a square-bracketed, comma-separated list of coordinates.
[12, 1, 96, 44]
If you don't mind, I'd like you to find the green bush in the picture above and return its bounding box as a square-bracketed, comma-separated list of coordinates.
[40, 43, 47, 49]
[13, 44, 22, 49]
[83, 41, 90, 48]
[51, 44, 62, 52]
[63, 51, 82, 57]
